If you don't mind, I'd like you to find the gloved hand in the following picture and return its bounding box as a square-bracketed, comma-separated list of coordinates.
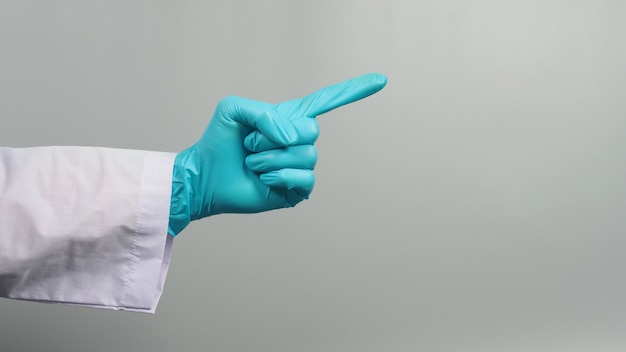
[168, 73, 387, 236]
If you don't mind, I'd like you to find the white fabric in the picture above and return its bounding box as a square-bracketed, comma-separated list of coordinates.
[0, 146, 176, 313]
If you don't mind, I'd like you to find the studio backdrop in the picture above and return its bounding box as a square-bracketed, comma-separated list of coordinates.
[1, 1, 625, 351]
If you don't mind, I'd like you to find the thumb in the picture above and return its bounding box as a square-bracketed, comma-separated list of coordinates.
[215, 95, 298, 146]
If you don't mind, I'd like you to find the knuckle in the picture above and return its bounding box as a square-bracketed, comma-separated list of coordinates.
[303, 172, 316, 191]
[301, 145, 318, 164]
[306, 172, 315, 185]
[215, 96, 243, 119]
[300, 119, 320, 141]
[217, 95, 240, 109]
[298, 170, 315, 186]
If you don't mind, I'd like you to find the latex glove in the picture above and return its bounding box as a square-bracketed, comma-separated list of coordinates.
[168, 73, 387, 235]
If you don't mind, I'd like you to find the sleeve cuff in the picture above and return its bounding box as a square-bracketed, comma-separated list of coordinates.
[116, 151, 177, 313]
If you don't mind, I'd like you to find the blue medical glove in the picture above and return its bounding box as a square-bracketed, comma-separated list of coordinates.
[168, 73, 387, 236]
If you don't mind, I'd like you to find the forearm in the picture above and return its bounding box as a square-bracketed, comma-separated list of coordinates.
[0, 146, 176, 312]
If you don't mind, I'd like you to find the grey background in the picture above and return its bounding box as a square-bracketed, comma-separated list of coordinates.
[1, 1, 625, 351]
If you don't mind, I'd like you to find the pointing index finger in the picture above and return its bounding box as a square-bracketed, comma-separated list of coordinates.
[292, 73, 388, 118]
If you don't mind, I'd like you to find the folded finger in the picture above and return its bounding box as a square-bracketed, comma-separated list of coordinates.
[245, 145, 317, 173]
[259, 169, 315, 193]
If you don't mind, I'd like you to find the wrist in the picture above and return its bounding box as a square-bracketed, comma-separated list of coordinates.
[167, 152, 192, 236]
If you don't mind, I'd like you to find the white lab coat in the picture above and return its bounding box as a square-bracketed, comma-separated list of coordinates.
[0, 146, 176, 313]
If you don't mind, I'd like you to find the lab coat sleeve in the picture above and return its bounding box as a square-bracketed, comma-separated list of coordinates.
[0, 146, 176, 313]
